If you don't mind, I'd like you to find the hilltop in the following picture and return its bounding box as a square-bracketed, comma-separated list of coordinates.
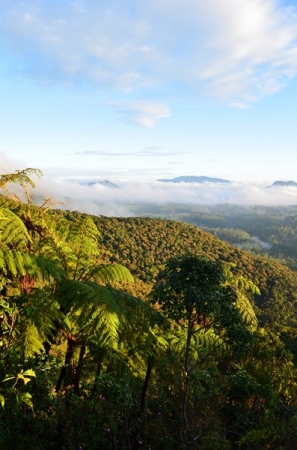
[268, 180, 297, 187]
[157, 175, 231, 183]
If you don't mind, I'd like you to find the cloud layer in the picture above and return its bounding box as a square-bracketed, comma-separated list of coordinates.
[17, 175, 297, 216]
[1, 0, 297, 111]
[2, 155, 297, 216]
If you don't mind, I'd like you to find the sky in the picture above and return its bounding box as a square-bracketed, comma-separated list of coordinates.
[1, 0, 297, 211]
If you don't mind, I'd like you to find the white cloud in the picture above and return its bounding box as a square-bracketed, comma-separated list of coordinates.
[22, 176, 297, 216]
[0, 152, 27, 173]
[1, 1, 297, 105]
[107, 101, 170, 126]
[2, 155, 297, 214]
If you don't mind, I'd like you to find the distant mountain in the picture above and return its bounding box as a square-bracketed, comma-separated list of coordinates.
[72, 179, 119, 188]
[157, 175, 231, 184]
[93, 180, 119, 188]
[268, 180, 297, 188]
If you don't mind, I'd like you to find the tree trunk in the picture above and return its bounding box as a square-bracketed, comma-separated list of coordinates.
[55, 338, 75, 392]
[73, 344, 86, 394]
[180, 316, 193, 449]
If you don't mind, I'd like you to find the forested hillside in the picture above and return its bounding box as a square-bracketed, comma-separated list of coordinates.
[58, 212, 297, 332]
[1, 170, 297, 449]
[131, 203, 297, 270]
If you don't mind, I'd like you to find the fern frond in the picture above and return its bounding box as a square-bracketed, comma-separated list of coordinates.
[0, 250, 43, 279]
[191, 329, 229, 356]
[66, 217, 102, 278]
[40, 216, 102, 279]
[109, 287, 167, 328]
[34, 255, 66, 281]
[236, 293, 258, 331]
[0, 168, 42, 189]
[56, 279, 120, 348]
[0, 207, 32, 249]
[23, 324, 45, 357]
[21, 287, 63, 341]
[0, 168, 42, 202]
[1, 249, 19, 277]
[235, 276, 261, 295]
[0, 250, 7, 276]
[79, 305, 119, 348]
[90, 263, 134, 285]
[40, 239, 75, 274]
[165, 324, 229, 360]
[57, 279, 119, 314]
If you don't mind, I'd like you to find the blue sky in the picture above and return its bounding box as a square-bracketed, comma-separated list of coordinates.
[1, 0, 297, 210]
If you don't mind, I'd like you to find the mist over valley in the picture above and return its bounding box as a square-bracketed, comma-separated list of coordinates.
[28, 173, 297, 218]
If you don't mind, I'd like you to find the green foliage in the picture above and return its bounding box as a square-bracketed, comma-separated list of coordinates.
[1, 170, 297, 449]
[191, 329, 229, 357]
[0, 249, 36, 278]
[151, 255, 223, 320]
[91, 263, 134, 285]
[0, 207, 32, 249]
[0, 168, 42, 203]
[57, 279, 120, 348]
[151, 254, 252, 447]
[92, 214, 297, 338]
[0, 369, 36, 410]
[151, 255, 250, 346]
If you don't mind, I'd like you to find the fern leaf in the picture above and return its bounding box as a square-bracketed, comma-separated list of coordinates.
[91, 263, 134, 285]
[57, 279, 119, 313]
[22, 287, 63, 341]
[23, 324, 45, 357]
[0, 168, 42, 189]
[0, 394, 5, 408]
[236, 293, 258, 331]
[34, 255, 66, 281]
[3, 249, 17, 276]
[0, 247, 42, 280]
[56, 279, 120, 348]
[0, 250, 7, 275]
[192, 329, 228, 356]
[0, 207, 31, 249]
[109, 287, 166, 328]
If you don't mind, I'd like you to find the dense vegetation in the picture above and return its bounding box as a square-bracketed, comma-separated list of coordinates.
[1, 170, 297, 449]
[130, 202, 297, 270]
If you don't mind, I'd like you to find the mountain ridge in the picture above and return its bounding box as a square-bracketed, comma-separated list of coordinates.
[268, 180, 297, 188]
[157, 175, 231, 184]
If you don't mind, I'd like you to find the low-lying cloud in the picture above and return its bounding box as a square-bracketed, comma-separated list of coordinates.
[2, 155, 297, 216]
[7, 176, 297, 217]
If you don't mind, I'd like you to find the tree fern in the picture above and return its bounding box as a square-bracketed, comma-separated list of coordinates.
[109, 287, 166, 328]
[54, 216, 102, 279]
[22, 324, 45, 357]
[223, 263, 259, 331]
[34, 255, 66, 282]
[0, 207, 32, 250]
[106, 289, 167, 376]
[0, 250, 37, 278]
[56, 279, 120, 348]
[236, 292, 258, 331]
[0, 168, 42, 203]
[89, 263, 134, 285]
[21, 287, 63, 339]
[191, 329, 229, 358]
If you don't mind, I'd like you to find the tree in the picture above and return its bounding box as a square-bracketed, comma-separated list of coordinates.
[151, 254, 252, 449]
[0, 169, 137, 394]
